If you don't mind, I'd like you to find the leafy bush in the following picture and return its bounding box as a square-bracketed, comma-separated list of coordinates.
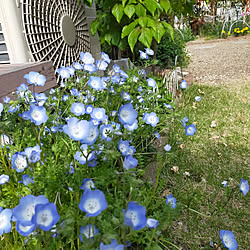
[0, 51, 181, 249]
[200, 21, 224, 38]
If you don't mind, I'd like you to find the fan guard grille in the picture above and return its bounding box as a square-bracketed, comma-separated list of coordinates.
[22, 0, 90, 73]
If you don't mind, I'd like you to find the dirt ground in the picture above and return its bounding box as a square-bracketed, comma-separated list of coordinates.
[186, 35, 250, 85]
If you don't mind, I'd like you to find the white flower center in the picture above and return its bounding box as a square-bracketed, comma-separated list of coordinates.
[119, 144, 126, 153]
[121, 110, 129, 119]
[22, 204, 35, 221]
[0, 214, 7, 229]
[31, 110, 41, 120]
[95, 111, 103, 120]
[148, 116, 156, 123]
[36, 209, 52, 227]
[84, 199, 100, 214]
[85, 181, 95, 189]
[126, 211, 139, 226]
[187, 127, 193, 134]
[87, 107, 92, 113]
[18, 223, 34, 232]
[103, 128, 110, 137]
[15, 156, 27, 170]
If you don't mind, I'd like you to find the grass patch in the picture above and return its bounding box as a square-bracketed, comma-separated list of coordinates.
[161, 83, 250, 249]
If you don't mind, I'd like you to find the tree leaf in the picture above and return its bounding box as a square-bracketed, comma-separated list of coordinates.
[105, 33, 112, 45]
[138, 17, 148, 28]
[138, 28, 153, 48]
[112, 4, 124, 23]
[154, 23, 165, 43]
[147, 17, 157, 30]
[135, 3, 146, 17]
[162, 21, 174, 40]
[128, 27, 141, 52]
[121, 21, 138, 38]
[160, 0, 170, 13]
[143, 0, 162, 16]
[111, 31, 121, 46]
[90, 19, 99, 36]
[124, 4, 136, 18]
[122, 0, 127, 7]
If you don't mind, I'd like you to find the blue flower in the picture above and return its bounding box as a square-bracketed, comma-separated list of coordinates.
[23, 105, 48, 126]
[137, 86, 143, 92]
[16, 221, 36, 236]
[0, 174, 9, 185]
[118, 140, 130, 156]
[56, 66, 70, 79]
[24, 71, 46, 86]
[75, 144, 95, 165]
[88, 76, 104, 90]
[219, 230, 238, 250]
[180, 80, 187, 89]
[79, 189, 107, 217]
[16, 83, 28, 96]
[145, 48, 154, 55]
[32, 202, 60, 231]
[182, 116, 189, 127]
[85, 104, 93, 114]
[8, 104, 19, 113]
[166, 194, 176, 208]
[123, 155, 138, 170]
[24, 145, 42, 163]
[80, 178, 95, 191]
[70, 88, 80, 97]
[21, 175, 34, 186]
[154, 132, 160, 139]
[195, 96, 201, 101]
[1, 134, 12, 147]
[3, 96, 10, 103]
[113, 64, 120, 73]
[71, 103, 85, 116]
[11, 152, 28, 173]
[62, 95, 68, 101]
[146, 218, 159, 229]
[146, 78, 156, 88]
[164, 103, 173, 109]
[101, 52, 111, 64]
[79, 224, 99, 242]
[164, 144, 171, 152]
[0, 207, 12, 235]
[84, 64, 97, 73]
[118, 103, 137, 126]
[185, 124, 197, 136]
[96, 60, 108, 71]
[139, 50, 148, 59]
[239, 179, 249, 196]
[13, 195, 49, 226]
[138, 69, 146, 75]
[124, 119, 138, 131]
[100, 239, 124, 250]
[119, 70, 128, 79]
[63, 117, 90, 141]
[73, 62, 83, 70]
[80, 121, 99, 145]
[143, 112, 159, 127]
[91, 108, 106, 122]
[67, 66, 75, 75]
[80, 52, 95, 64]
[121, 91, 131, 101]
[124, 202, 147, 230]
[100, 124, 113, 141]
[221, 181, 228, 187]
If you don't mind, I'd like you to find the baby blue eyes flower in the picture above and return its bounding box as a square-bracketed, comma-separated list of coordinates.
[79, 224, 99, 242]
[180, 80, 187, 89]
[123, 202, 147, 230]
[143, 112, 159, 127]
[96, 60, 108, 71]
[79, 189, 108, 217]
[182, 116, 189, 127]
[166, 194, 176, 208]
[0, 174, 9, 185]
[219, 230, 238, 250]
[100, 124, 113, 141]
[24, 145, 41, 163]
[84, 63, 97, 73]
[73, 62, 83, 70]
[3, 96, 10, 103]
[124, 119, 138, 131]
[32, 202, 60, 231]
[24, 71, 46, 86]
[85, 104, 93, 114]
[146, 78, 156, 88]
[121, 91, 131, 101]
[57, 66, 70, 79]
[185, 124, 197, 136]
[221, 181, 228, 187]
[20, 175, 34, 186]
[11, 152, 28, 173]
[88, 76, 104, 90]
[154, 132, 160, 139]
[164, 103, 173, 109]
[164, 144, 171, 152]
[71, 103, 85, 116]
[118, 103, 137, 126]
[80, 52, 95, 64]
[145, 48, 154, 55]
[91, 108, 106, 121]
[123, 155, 138, 170]
[22, 105, 48, 126]
[118, 140, 130, 156]
[101, 51, 111, 64]
[113, 64, 120, 73]
[138, 69, 146, 75]
[239, 179, 249, 196]
[80, 122, 99, 145]
[67, 66, 75, 76]
[195, 96, 201, 101]
[146, 218, 159, 229]
[0, 207, 12, 235]
[16, 221, 36, 236]
[63, 117, 90, 141]
[80, 178, 95, 191]
[139, 50, 148, 59]
[75, 144, 95, 165]
[100, 239, 124, 250]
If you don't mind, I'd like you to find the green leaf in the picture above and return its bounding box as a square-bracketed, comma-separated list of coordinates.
[143, 0, 162, 16]
[111, 31, 121, 46]
[118, 38, 128, 50]
[112, 4, 124, 23]
[147, 17, 157, 30]
[124, 4, 136, 18]
[135, 3, 146, 17]
[121, 21, 138, 38]
[162, 21, 174, 40]
[138, 17, 148, 28]
[153, 23, 165, 43]
[128, 0, 137, 4]
[159, 0, 170, 13]
[105, 33, 112, 45]
[122, 0, 127, 7]
[138, 28, 153, 48]
[128, 27, 140, 52]
[90, 19, 99, 36]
